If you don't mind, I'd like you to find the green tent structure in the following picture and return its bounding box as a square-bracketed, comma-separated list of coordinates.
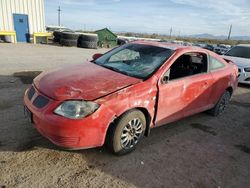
[95, 28, 117, 48]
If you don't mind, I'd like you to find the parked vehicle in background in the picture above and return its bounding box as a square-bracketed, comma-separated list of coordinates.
[171, 40, 184, 45]
[117, 38, 129, 45]
[23, 41, 238, 155]
[214, 44, 231, 55]
[203, 44, 215, 52]
[223, 44, 250, 84]
[193, 43, 206, 48]
[183, 42, 193, 46]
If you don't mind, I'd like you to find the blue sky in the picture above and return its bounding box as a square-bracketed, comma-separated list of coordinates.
[44, 0, 250, 36]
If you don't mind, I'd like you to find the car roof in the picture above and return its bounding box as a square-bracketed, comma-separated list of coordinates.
[131, 40, 207, 52]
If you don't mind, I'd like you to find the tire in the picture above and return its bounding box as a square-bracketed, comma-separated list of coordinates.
[78, 41, 97, 49]
[106, 110, 146, 155]
[78, 34, 98, 42]
[61, 32, 80, 40]
[53, 31, 62, 42]
[208, 90, 231, 116]
[60, 39, 78, 47]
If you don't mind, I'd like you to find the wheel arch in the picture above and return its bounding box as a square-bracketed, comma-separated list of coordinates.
[136, 107, 152, 137]
[105, 107, 152, 145]
[226, 86, 233, 96]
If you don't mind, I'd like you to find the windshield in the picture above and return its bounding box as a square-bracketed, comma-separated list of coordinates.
[225, 46, 250, 59]
[94, 43, 174, 79]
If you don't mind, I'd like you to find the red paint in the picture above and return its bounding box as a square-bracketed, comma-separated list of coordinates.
[34, 62, 141, 101]
[24, 41, 238, 149]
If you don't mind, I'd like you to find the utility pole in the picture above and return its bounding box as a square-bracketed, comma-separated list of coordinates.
[228, 24, 232, 40]
[57, 6, 61, 26]
[169, 27, 172, 39]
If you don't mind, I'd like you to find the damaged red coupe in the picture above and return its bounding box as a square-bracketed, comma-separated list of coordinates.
[24, 41, 238, 155]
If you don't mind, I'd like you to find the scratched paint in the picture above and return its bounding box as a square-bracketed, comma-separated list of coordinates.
[24, 41, 238, 150]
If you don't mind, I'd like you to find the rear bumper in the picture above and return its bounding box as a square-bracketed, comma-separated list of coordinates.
[24, 85, 115, 149]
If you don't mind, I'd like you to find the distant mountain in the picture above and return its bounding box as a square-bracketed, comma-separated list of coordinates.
[188, 33, 250, 41]
[231, 36, 250, 40]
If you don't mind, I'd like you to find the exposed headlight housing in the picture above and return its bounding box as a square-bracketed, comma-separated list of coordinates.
[54, 101, 99, 119]
[244, 67, 250, 72]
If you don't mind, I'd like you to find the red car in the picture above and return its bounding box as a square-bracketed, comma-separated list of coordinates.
[24, 41, 238, 155]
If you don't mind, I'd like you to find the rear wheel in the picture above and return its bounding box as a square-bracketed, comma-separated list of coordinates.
[106, 110, 146, 155]
[208, 90, 231, 116]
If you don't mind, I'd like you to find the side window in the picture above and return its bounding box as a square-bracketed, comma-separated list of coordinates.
[168, 52, 208, 80]
[109, 49, 140, 62]
[209, 56, 225, 71]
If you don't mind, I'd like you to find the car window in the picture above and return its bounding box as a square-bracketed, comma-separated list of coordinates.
[225, 46, 250, 59]
[94, 43, 174, 79]
[209, 56, 225, 71]
[168, 52, 208, 80]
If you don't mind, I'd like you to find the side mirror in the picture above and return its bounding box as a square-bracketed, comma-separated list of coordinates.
[162, 75, 169, 84]
[162, 70, 170, 84]
[92, 53, 103, 60]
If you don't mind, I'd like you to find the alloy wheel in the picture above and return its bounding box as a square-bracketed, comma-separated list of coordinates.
[120, 118, 143, 149]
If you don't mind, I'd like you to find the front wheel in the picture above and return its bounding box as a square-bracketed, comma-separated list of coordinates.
[208, 90, 231, 116]
[106, 110, 146, 155]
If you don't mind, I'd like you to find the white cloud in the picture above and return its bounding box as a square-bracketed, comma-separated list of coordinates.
[45, 0, 250, 36]
[171, 0, 250, 16]
[59, 0, 121, 5]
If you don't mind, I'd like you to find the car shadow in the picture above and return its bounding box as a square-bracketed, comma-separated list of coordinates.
[238, 83, 250, 88]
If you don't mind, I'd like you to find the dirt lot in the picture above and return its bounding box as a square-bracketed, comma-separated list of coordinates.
[0, 44, 250, 187]
[0, 43, 108, 75]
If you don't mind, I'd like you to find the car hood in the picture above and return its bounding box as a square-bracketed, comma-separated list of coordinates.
[223, 55, 250, 67]
[34, 62, 141, 101]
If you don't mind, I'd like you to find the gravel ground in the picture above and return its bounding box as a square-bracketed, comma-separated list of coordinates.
[0, 44, 250, 187]
[0, 43, 108, 75]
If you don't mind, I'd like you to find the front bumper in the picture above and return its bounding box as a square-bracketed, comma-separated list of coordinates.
[23, 85, 115, 149]
[238, 67, 250, 84]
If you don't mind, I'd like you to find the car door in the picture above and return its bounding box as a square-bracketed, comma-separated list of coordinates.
[181, 72, 214, 117]
[155, 77, 186, 126]
[155, 52, 213, 126]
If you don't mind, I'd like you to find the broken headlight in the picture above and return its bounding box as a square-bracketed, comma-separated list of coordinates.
[54, 101, 99, 119]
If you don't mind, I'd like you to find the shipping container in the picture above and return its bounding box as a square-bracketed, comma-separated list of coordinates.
[96, 28, 117, 48]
